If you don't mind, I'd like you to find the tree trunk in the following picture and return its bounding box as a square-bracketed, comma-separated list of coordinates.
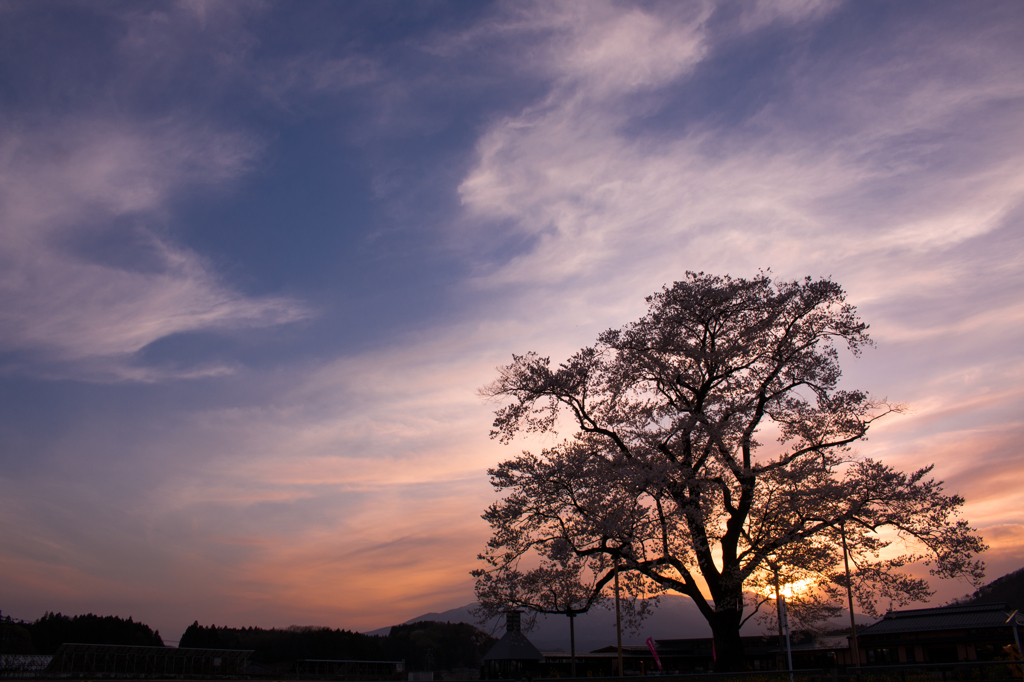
[569, 614, 576, 678]
[708, 609, 746, 672]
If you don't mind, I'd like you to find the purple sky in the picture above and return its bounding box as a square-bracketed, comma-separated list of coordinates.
[0, 0, 1022, 646]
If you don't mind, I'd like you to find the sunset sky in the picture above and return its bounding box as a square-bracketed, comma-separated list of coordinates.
[1, 0, 1022, 646]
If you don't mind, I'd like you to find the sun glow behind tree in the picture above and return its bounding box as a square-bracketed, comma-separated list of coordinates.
[763, 578, 815, 601]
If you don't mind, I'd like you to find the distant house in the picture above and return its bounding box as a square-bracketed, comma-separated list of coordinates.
[0, 654, 52, 675]
[559, 645, 656, 677]
[557, 635, 841, 675]
[44, 643, 252, 676]
[848, 602, 1024, 665]
[551, 603, 1024, 673]
[491, 601, 1024, 676]
[480, 612, 544, 679]
[647, 634, 843, 673]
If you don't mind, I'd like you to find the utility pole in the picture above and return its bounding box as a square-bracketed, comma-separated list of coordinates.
[569, 613, 576, 678]
[773, 570, 794, 682]
[841, 523, 861, 668]
[1007, 610, 1024, 679]
[614, 557, 623, 677]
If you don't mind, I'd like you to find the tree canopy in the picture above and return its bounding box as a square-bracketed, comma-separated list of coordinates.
[179, 620, 495, 672]
[18, 612, 163, 654]
[476, 272, 986, 670]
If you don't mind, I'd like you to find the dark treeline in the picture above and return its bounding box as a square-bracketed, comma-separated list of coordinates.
[0, 612, 163, 655]
[387, 622, 496, 671]
[179, 622, 381, 661]
[180, 620, 495, 671]
[1, 610, 494, 670]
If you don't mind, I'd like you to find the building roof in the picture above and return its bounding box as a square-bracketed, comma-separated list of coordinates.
[48, 643, 252, 659]
[45, 643, 252, 673]
[482, 630, 545, 662]
[858, 602, 1023, 637]
[588, 645, 651, 655]
[544, 651, 646, 660]
[0, 655, 52, 672]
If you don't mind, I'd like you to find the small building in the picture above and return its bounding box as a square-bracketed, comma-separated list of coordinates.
[549, 645, 655, 677]
[480, 612, 544, 679]
[652, 634, 843, 673]
[0, 654, 52, 676]
[44, 642, 252, 677]
[850, 602, 1024, 665]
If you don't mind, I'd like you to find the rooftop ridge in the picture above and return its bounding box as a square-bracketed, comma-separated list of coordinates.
[883, 602, 1011, 619]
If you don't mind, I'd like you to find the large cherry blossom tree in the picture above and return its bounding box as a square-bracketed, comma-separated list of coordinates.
[476, 273, 986, 670]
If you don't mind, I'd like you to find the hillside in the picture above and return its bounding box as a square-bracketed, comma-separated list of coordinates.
[960, 567, 1024, 611]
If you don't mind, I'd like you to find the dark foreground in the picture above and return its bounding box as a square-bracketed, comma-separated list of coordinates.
[3, 661, 1024, 682]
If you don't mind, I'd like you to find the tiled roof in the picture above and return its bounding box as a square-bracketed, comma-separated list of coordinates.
[482, 630, 545, 662]
[858, 602, 1023, 636]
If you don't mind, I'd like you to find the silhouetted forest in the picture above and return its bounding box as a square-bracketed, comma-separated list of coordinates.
[0, 612, 163, 655]
[179, 622, 382, 661]
[180, 620, 495, 670]
[386, 621, 496, 671]
[0, 616, 34, 655]
[1, 610, 495, 670]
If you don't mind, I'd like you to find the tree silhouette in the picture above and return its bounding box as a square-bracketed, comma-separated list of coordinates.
[478, 272, 986, 671]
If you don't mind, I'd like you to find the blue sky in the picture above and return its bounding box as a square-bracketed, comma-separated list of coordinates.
[1, 0, 1022, 645]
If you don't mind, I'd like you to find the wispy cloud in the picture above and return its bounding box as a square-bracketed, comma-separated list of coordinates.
[0, 116, 310, 380]
[459, 5, 1024, 290]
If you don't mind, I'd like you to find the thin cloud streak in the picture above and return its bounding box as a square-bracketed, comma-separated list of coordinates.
[0, 117, 311, 379]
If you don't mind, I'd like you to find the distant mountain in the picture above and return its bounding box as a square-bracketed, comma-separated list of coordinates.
[958, 567, 1024, 612]
[366, 594, 876, 653]
[363, 595, 716, 652]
